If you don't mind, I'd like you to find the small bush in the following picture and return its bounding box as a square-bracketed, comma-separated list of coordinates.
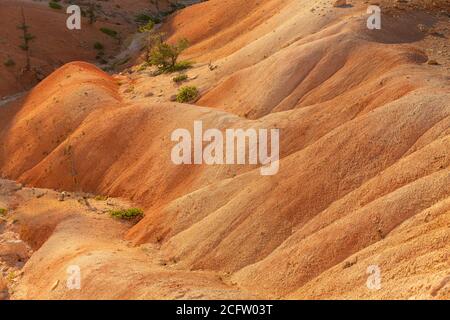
[135, 13, 161, 25]
[148, 36, 190, 73]
[3, 58, 15, 67]
[151, 17, 162, 24]
[138, 21, 154, 33]
[94, 42, 104, 50]
[7, 271, 16, 282]
[173, 74, 188, 83]
[0, 208, 7, 216]
[137, 62, 150, 71]
[100, 27, 118, 38]
[109, 208, 144, 220]
[94, 195, 108, 201]
[48, 1, 63, 10]
[135, 13, 151, 24]
[170, 61, 193, 72]
[176, 86, 199, 103]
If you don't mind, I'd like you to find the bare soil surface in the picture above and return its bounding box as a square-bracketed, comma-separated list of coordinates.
[0, 0, 449, 299]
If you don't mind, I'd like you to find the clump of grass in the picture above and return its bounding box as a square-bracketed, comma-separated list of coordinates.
[137, 62, 150, 71]
[48, 1, 63, 10]
[100, 27, 118, 38]
[94, 195, 108, 201]
[138, 21, 154, 33]
[173, 74, 188, 83]
[94, 42, 104, 50]
[176, 86, 199, 103]
[0, 208, 7, 216]
[135, 13, 152, 24]
[135, 13, 161, 25]
[7, 271, 16, 282]
[109, 208, 144, 220]
[3, 58, 15, 67]
[170, 61, 193, 72]
[152, 61, 193, 76]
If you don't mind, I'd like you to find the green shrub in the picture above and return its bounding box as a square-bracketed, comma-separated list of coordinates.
[176, 86, 199, 103]
[138, 21, 154, 33]
[135, 13, 152, 24]
[135, 13, 161, 24]
[94, 195, 108, 201]
[0, 208, 7, 216]
[94, 42, 104, 50]
[48, 1, 63, 10]
[148, 35, 190, 73]
[137, 62, 150, 71]
[173, 74, 188, 83]
[170, 61, 193, 72]
[100, 27, 118, 38]
[3, 58, 15, 67]
[7, 271, 16, 282]
[109, 208, 144, 220]
[151, 17, 162, 24]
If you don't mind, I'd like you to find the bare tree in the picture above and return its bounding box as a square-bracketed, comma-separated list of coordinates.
[17, 7, 35, 71]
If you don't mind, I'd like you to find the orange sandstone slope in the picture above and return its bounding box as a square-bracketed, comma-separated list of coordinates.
[0, 0, 170, 97]
[0, 0, 449, 299]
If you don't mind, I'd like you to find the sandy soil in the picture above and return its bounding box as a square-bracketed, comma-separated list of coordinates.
[0, 0, 449, 300]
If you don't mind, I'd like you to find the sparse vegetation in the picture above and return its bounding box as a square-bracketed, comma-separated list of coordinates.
[135, 12, 161, 24]
[109, 208, 144, 220]
[94, 195, 108, 201]
[173, 73, 188, 83]
[138, 21, 155, 33]
[135, 13, 152, 24]
[7, 271, 16, 282]
[171, 61, 193, 72]
[176, 86, 199, 103]
[3, 58, 15, 67]
[18, 7, 35, 71]
[94, 42, 104, 50]
[48, 1, 63, 10]
[137, 62, 150, 71]
[0, 208, 7, 216]
[100, 27, 118, 39]
[148, 34, 191, 73]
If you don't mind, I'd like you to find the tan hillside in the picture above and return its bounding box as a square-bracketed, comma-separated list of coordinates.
[0, 0, 449, 299]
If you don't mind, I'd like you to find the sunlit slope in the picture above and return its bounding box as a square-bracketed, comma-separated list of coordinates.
[0, 0, 448, 299]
